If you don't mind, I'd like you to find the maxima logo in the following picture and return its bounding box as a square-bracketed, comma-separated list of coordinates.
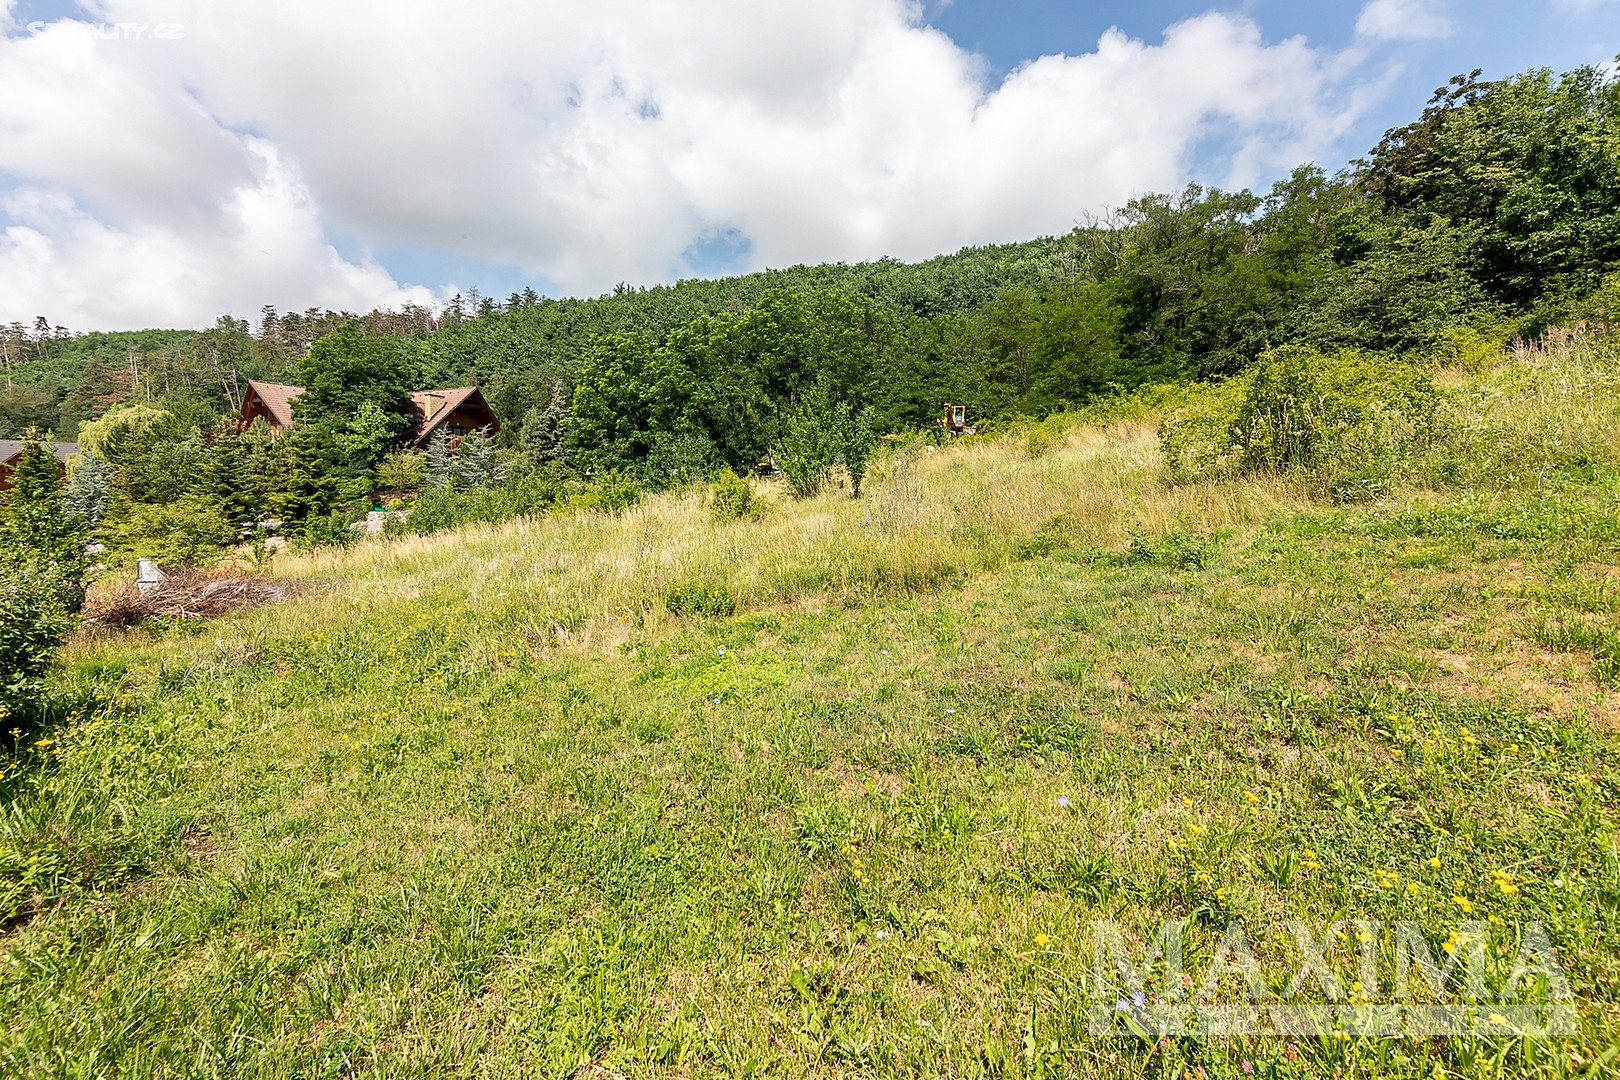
[1089, 920, 1575, 1038]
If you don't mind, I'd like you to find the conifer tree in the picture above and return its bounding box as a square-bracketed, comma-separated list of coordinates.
[0, 432, 88, 612]
[63, 450, 113, 527]
[423, 428, 456, 490]
[455, 427, 508, 489]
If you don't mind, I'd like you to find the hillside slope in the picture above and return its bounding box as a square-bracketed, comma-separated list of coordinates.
[3, 338, 1619, 1077]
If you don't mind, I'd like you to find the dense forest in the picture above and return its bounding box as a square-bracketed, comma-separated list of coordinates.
[2, 62, 1618, 557]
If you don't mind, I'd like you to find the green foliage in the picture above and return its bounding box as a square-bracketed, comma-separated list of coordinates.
[75, 404, 174, 462]
[98, 495, 236, 568]
[568, 331, 700, 472]
[709, 469, 762, 522]
[1364, 65, 1620, 309]
[1579, 271, 1620, 326]
[405, 472, 563, 536]
[1161, 346, 1441, 498]
[645, 431, 717, 490]
[0, 435, 88, 612]
[266, 423, 361, 529]
[194, 421, 264, 534]
[422, 429, 455, 490]
[1123, 529, 1215, 570]
[299, 508, 362, 551]
[293, 320, 415, 429]
[661, 579, 737, 618]
[776, 381, 878, 498]
[777, 383, 843, 499]
[338, 400, 400, 469]
[0, 546, 78, 727]
[564, 471, 643, 516]
[522, 380, 570, 467]
[61, 452, 112, 527]
[0, 436, 88, 723]
[375, 449, 427, 492]
[453, 428, 508, 490]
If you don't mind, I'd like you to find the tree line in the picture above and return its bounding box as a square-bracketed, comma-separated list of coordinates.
[1, 62, 1616, 479]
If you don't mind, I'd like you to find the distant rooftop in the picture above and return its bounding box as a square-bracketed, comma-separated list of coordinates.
[0, 440, 79, 463]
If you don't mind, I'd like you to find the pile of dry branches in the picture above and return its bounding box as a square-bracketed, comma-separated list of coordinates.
[87, 572, 300, 629]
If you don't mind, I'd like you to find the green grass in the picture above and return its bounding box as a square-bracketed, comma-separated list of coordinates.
[3, 341, 1620, 1078]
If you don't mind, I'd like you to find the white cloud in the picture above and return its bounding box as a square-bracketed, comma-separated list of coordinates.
[2, 1, 1397, 330]
[1355, 0, 1456, 42]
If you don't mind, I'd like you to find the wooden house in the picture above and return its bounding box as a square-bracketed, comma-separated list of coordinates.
[239, 380, 304, 438]
[0, 440, 78, 492]
[238, 381, 498, 448]
[402, 387, 499, 449]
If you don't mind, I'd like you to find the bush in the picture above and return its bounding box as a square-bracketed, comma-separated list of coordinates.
[565, 471, 643, 516]
[375, 449, 426, 492]
[1123, 529, 1215, 570]
[663, 579, 738, 618]
[0, 548, 78, 729]
[710, 469, 762, 521]
[299, 508, 363, 550]
[1160, 345, 1440, 495]
[99, 495, 237, 568]
[777, 381, 877, 498]
[405, 471, 565, 536]
[645, 432, 718, 490]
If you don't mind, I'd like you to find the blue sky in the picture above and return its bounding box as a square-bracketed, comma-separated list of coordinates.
[1, 0, 1617, 329]
[927, 0, 1618, 185]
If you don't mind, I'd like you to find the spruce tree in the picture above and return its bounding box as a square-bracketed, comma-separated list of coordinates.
[0, 432, 88, 612]
[526, 381, 569, 466]
[455, 427, 508, 489]
[197, 421, 260, 535]
[63, 450, 113, 527]
[423, 428, 456, 490]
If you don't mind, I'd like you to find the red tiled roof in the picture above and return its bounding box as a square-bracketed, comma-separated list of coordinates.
[240, 381, 492, 445]
[244, 380, 305, 428]
[404, 387, 482, 446]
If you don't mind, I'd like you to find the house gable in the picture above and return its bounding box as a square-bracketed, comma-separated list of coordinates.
[404, 387, 499, 448]
[0, 440, 78, 492]
[237, 382, 499, 448]
[240, 380, 305, 434]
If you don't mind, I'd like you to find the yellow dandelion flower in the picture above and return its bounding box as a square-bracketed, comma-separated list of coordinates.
[1034, 933, 1050, 948]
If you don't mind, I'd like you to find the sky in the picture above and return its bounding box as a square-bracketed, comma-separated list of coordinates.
[0, 0, 1616, 331]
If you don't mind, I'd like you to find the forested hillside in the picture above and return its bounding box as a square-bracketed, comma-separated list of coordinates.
[2, 62, 1617, 497]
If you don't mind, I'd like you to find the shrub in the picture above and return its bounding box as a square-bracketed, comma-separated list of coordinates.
[1123, 529, 1215, 570]
[777, 386, 841, 498]
[99, 495, 237, 568]
[300, 508, 362, 550]
[710, 469, 762, 521]
[0, 548, 78, 728]
[662, 579, 737, 618]
[777, 381, 877, 498]
[645, 431, 718, 490]
[1160, 345, 1440, 493]
[375, 449, 426, 492]
[404, 471, 565, 536]
[454, 427, 509, 489]
[565, 471, 643, 516]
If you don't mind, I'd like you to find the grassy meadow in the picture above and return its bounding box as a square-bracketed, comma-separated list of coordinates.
[3, 338, 1620, 1078]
